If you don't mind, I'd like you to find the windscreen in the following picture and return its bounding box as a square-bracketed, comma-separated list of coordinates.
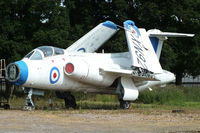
[37, 46, 53, 57]
[54, 47, 64, 55]
[30, 51, 43, 60]
[24, 51, 34, 59]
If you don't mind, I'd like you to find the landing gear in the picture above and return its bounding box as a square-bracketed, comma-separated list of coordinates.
[119, 100, 131, 109]
[64, 93, 77, 109]
[3, 104, 10, 109]
[55, 91, 77, 109]
[116, 78, 131, 109]
[23, 88, 35, 111]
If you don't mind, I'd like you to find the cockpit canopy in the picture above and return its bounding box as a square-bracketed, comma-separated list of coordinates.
[24, 46, 65, 60]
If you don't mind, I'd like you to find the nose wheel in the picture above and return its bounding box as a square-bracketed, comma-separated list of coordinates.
[23, 88, 35, 111]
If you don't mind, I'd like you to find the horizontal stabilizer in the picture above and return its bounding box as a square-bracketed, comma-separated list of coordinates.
[148, 29, 194, 59]
[148, 29, 194, 38]
[66, 21, 118, 53]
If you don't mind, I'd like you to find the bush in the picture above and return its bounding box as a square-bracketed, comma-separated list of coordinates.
[183, 87, 200, 102]
[137, 86, 199, 106]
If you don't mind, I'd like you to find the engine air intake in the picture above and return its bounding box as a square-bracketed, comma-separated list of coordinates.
[65, 63, 74, 74]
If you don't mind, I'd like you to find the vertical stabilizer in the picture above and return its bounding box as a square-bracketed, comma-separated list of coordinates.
[149, 36, 166, 59]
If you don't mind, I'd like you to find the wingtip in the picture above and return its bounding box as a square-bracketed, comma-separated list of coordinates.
[188, 34, 195, 37]
[102, 21, 118, 30]
[124, 20, 135, 26]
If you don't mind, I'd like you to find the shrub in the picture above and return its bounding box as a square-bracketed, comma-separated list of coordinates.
[137, 86, 200, 105]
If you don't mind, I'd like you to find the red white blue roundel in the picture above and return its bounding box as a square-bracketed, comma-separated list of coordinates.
[129, 25, 140, 38]
[49, 67, 60, 84]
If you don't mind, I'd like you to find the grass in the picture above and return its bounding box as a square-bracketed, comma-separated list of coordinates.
[137, 86, 200, 108]
[7, 86, 200, 110]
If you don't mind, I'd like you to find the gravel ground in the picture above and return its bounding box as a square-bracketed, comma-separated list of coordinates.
[0, 109, 200, 133]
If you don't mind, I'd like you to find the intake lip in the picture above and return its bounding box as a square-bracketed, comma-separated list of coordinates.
[6, 61, 28, 85]
[6, 63, 20, 82]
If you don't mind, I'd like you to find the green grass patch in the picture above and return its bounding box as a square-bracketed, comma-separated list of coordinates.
[8, 86, 200, 110]
[136, 86, 200, 109]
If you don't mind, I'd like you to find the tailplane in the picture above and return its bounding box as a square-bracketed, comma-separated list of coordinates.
[147, 29, 194, 59]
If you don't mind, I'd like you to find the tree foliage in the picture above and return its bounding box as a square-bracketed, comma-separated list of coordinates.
[0, 0, 199, 84]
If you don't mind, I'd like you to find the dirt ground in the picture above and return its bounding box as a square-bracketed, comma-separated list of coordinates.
[0, 109, 200, 133]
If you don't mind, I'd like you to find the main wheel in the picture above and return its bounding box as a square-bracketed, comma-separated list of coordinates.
[120, 100, 131, 109]
[3, 104, 10, 110]
[23, 105, 35, 111]
[64, 94, 77, 109]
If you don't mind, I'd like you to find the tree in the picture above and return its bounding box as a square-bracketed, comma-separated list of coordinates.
[0, 0, 71, 63]
[131, 0, 200, 84]
[0, 0, 32, 62]
[163, 0, 200, 85]
[30, 0, 71, 48]
[0, 0, 199, 85]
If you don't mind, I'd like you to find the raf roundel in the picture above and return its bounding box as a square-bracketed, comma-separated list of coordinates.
[129, 25, 140, 38]
[49, 67, 60, 84]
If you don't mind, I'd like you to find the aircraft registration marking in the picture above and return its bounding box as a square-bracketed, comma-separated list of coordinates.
[130, 29, 147, 70]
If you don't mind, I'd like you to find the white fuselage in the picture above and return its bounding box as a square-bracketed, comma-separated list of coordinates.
[21, 51, 175, 94]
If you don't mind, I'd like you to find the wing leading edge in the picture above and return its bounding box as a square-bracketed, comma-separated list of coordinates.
[66, 21, 118, 53]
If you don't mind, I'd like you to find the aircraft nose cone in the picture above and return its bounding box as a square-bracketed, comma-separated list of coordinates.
[6, 61, 28, 85]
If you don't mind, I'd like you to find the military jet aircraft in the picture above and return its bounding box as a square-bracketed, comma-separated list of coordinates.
[6, 20, 194, 110]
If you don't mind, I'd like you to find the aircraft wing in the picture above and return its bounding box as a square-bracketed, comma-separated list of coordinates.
[123, 20, 163, 74]
[66, 21, 118, 53]
[100, 68, 159, 82]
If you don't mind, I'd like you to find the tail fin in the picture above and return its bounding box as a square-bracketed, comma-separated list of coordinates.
[148, 29, 194, 59]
